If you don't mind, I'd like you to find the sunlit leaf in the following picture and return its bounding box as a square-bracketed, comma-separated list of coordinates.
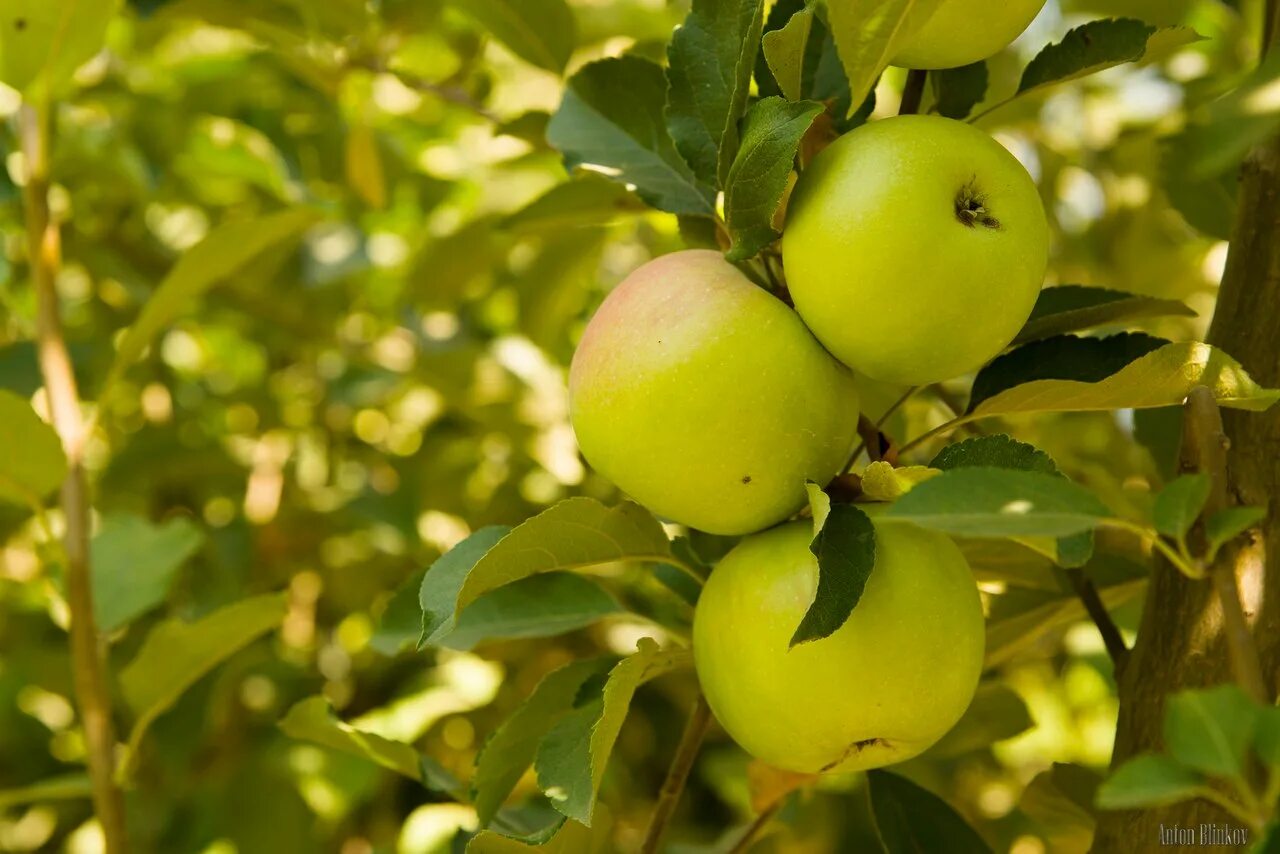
[825, 0, 944, 118]
[1013, 286, 1196, 346]
[91, 514, 204, 633]
[1096, 754, 1205, 810]
[279, 696, 428, 783]
[0, 0, 119, 98]
[0, 389, 66, 507]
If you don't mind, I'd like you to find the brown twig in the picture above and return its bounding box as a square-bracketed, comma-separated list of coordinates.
[728, 800, 784, 853]
[20, 105, 129, 852]
[1181, 387, 1269, 703]
[899, 69, 928, 116]
[641, 694, 713, 853]
[1066, 568, 1128, 669]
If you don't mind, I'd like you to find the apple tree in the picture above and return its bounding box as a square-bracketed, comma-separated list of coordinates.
[0, 0, 1279, 852]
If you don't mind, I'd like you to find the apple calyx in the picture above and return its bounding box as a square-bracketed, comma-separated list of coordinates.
[954, 180, 1001, 230]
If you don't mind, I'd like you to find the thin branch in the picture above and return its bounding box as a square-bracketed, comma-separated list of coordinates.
[899, 69, 928, 115]
[1065, 568, 1128, 669]
[840, 386, 918, 474]
[19, 104, 129, 854]
[1181, 386, 1269, 703]
[640, 694, 713, 854]
[728, 800, 784, 854]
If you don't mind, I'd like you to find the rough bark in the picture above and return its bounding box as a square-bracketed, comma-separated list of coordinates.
[1090, 103, 1280, 854]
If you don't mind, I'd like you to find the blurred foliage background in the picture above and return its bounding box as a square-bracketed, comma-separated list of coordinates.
[0, 0, 1265, 851]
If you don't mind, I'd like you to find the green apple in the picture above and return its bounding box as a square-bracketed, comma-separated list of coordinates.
[782, 115, 1048, 385]
[569, 250, 860, 536]
[693, 519, 984, 774]
[894, 0, 1046, 70]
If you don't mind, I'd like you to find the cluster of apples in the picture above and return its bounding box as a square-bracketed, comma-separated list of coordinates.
[569, 1, 1048, 775]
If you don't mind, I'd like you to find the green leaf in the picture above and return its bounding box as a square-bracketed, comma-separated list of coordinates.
[723, 97, 823, 260]
[467, 808, 610, 853]
[1015, 20, 1202, 100]
[447, 0, 576, 73]
[1019, 763, 1101, 851]
[120, 593, 287, 770]
[534, 639, 690, 824]
[0, 774, 92, 809]
[279, 696, 426, 782]
[420, 526, 511, 646]
[1252, 821, 1280, 854]
[101, 208, 320, 403]
[1256, 705, 1280, 766]
[930, 434, 1058, 474]
[762, 6, 818, 101]
[665, 0, 765, 188]
[886, 468, 1112, 539]
[440, 574, 622, 652]
[503, 174, 647, 233]
[969, 333, 1169, 413]
[790, 503, 877, 646]
[1152, 475, 1211, 540]
[825, 0, 944, 118]
[867, 770, 992, 854]
[371, 569, 426, 656]
[0, 0, 119, 98]
[967, 341, 1280, 419]
[473, 659, 608, 825]
[547, 56, 716, 217]
[1095, 754, 1206, 810]
[923, 682, 1033, 758]
[1013, 286, 1196, 347]
[1205, 506, 1268, 559]
[860, 461, 940, 501]
[0, 389, 66, 507]
[91, 515, 204, 633]
[1163, 684, 1259, 778]
[450, 499, 673, 629]
[931, 62, 987, 120]
[805, 480, 832, 533]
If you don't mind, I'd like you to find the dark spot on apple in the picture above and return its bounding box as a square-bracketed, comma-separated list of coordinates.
[820, 737, 889, 771]
[14, 17, 26, 30]
[954, 179, 1001, 230]
[741, 475, 752, 484]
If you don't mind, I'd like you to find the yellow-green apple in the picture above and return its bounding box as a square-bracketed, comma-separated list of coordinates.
[782, 115, 1048, 385]
[569, 250, 860, 536]
[693, 518, 984, 773]
[894, 0, 1046, 69]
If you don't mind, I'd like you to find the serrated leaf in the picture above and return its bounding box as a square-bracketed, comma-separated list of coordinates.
[868, 770, 992, 854]
[1205, 506, 1267, 559]
[790, 503, 876, 646]
[548, 57, 716, 217]
[279, 696, 426, 782]
[724, 96, 823, 260]
[448, 0, 576, 73]
[534, 639, 690, 824]
[1152, 475, 1211, 540]
[665, 0, 766, 187]
[101, 208, 320, 403]
[1163, 684, 1258, 777]
[441, 574, 622, 652]
[420, 526, 512, 646]
[923, 682, 1033, 758]
[0, 390, 66, 507]
[503, 174, 647, 233]
[121, 593, 287, 769]
[930, 434, 1058, 474]
[0, 0, 119, 99]
[825, 0, 944, 118]
[467, 806, 611, 853]
[762, 6, 817, 101]
[1013, 286, 1196, 346]
[969, 333, 1169, 413]
[1018, 19, 1155, 95]
[967, 341, 1280, 419]
[860, 461, 940, 501]
[473, 659, 608, 825]
[885, 468, 1112, 538]
[1095, 754, 1205, 810]
[91, 515, 204, 633]
[932, 62, 987, 120]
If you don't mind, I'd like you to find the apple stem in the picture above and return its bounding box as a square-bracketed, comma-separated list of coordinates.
[640, 693, 714, 854]
[899, 69, 928, 116]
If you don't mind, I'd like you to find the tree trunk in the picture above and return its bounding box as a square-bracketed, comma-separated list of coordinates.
[1090, 110, 1280, 854]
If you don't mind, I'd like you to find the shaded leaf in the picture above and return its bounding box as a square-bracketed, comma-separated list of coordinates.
[1016, 20, 1201, 99]
[1163, 684, 1258, 777]
[1205, 506, 1267, 559]
[762, 6, 818, 101]
[1256, 705, 1280, 766]
[468, 806, 611, 853]
[724, 97, 823, 260]
[932, 61, 987, 120]
[868, 770, 992, 854]
[666, 0, 765, 187]
[441, 574, 622, 652]
[547, 57, 716, 216]
[1096, 754, 1205, 810]
[0, 390, 66, 507]
[1152, 475, 1211, 540]
[420, 526, 511, 646]
[279, 696, 425, 782]
[825, 0, 944, 118]
[448, 0, 576, 73]
[923, 682, 1033, 758]
[930, 434, 1057, 474]
[1020, 763, 1101, 851]
[790, 503, 876, 646]
[91, 514, 204, 633]
[503, 174, 647, 233]
[1013, 286, 1196, 346]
